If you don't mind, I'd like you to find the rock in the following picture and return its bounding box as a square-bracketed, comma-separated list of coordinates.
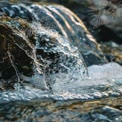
[100, 42, 122, 65]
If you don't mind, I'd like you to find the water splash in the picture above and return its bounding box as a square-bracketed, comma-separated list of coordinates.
[0, 2, 120, 103]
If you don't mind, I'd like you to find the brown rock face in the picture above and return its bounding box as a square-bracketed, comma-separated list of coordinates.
[0, 17, 36, 89]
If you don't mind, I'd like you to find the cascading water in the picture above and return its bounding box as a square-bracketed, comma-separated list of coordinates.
[0, 2, 90, 100]
[0, 2, 122, 121]
[0, 1, 121, 101]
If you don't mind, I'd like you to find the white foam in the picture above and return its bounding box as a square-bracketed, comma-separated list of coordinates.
[88, 62, 122, 79]
[52, 62, 122, 94]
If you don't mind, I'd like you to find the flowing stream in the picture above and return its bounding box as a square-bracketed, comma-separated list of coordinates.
[0, 2, 122, 121]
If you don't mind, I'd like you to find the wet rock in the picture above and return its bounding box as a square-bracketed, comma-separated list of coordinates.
[101, 42, 122, 65]
[0, 16, 36, 88]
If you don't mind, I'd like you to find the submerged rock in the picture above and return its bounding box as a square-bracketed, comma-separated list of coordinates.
[0, 97, 122, 121]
